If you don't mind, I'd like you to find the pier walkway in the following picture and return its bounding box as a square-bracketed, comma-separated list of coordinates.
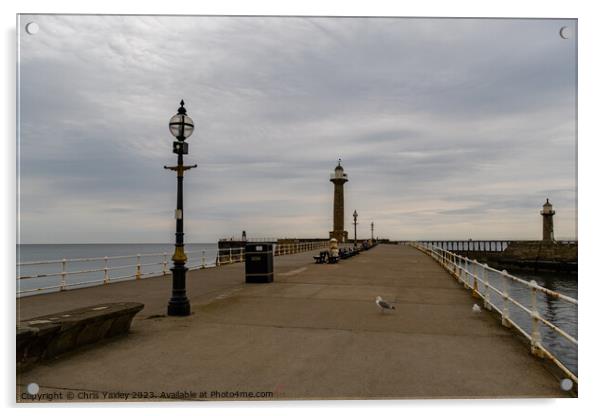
[17, 245, 568, 400]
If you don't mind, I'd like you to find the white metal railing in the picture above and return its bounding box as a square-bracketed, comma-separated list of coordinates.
[17, 241, 330, 297]
[412, 242, 578, 384]
[273, 241, 330, 256]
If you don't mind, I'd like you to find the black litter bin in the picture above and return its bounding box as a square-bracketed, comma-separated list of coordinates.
[245, 243, 274, 283]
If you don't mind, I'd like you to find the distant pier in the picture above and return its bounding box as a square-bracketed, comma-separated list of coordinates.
[395, 240, 577, 272]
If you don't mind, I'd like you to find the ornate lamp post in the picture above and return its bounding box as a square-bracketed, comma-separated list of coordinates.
[353, 210, 358, 248]
[164, 100, 197, 316]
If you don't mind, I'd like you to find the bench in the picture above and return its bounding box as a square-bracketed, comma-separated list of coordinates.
[339, 248, 351, 259]
[313, 251, 328, 264]
[17, 302, 144, 371]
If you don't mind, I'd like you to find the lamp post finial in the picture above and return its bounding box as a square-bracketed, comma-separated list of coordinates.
[177, 100, 187, 115]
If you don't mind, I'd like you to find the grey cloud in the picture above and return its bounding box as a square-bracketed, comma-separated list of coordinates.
[17, 15, 577, 243]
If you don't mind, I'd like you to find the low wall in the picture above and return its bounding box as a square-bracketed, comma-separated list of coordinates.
[17, 302, 144, 371]
[456, 241, 577, 272]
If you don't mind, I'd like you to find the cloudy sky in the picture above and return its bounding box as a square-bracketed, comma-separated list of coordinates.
[17, 15, 577, 243]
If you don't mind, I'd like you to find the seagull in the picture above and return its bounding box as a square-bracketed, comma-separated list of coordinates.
[375, 296, 396, 313]
[472, 303, 481, 313]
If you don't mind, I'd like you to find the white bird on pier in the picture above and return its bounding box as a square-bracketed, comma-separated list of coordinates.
[375, 296, 396, 313]
[472, 303, 481, 313]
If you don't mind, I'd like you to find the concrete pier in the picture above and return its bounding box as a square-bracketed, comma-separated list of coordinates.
[17, 245, 569, 401]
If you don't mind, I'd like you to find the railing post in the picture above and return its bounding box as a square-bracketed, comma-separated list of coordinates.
[453, 253, 459, 278]
[136, 254, 142, 279]
[104, 256, 110, 283]
[471, 259, 479, 298]
[201, 250, 206, 269]
[529, 280, 544, 358]
[60, 258, 67, 291]
[483, 264, 491, 310]
[162, 253, 168, 276]
[501, 270, 511, 327]
[229, 248, 233, 264]
[462, 257, 469, 289]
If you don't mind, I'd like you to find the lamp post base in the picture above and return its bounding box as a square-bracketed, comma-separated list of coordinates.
[167, 298, 191, 316]
[167, 264, 191, 316]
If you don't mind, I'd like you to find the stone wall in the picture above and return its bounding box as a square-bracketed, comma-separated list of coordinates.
[454, 241, 577, 272]
[503, 241, 577, 262]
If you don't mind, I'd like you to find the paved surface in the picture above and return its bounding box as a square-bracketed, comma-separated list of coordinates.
[17, 245, 568, 401]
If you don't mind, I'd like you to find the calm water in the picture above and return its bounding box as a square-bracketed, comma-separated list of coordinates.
[511, 269, 577, 376]
[457, 259, 577, 376]
[17, 243, 219, 295]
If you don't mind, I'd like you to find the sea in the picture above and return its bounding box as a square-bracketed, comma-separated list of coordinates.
[16, 243, 577, 376]
[510, 269, 577, 376]
[457, 260, 577, 377]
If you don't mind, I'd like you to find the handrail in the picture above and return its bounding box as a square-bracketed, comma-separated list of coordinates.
[17, 240, 330, 296]
[18, 251, 172, 266]
[396, 240, 577, 253]
[411, 242, 578, 384]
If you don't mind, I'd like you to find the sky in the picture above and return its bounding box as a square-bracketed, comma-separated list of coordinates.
[17, 15, 577, 243]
